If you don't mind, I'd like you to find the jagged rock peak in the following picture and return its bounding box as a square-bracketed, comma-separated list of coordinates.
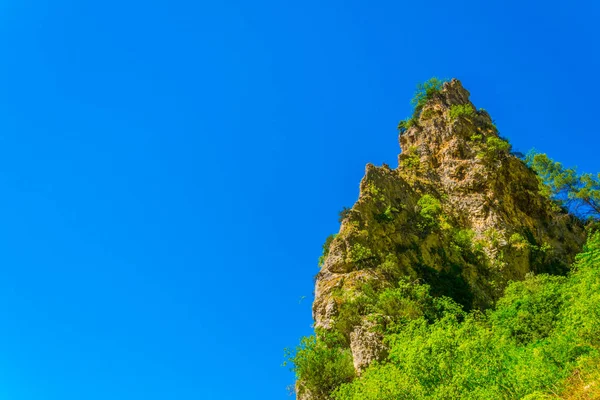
[301, 80, 586, 399]
[399, 78, 498, 167]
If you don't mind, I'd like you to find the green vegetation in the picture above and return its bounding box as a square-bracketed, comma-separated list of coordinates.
[411, 78, 447, 113]
[318, 234, 337, 267]
[338, 207, 352, 223]
[397, 118, 416, 135]
[288, 81, 600, 400]
[348, 243, 374, 265]
[477, 136, 511, 161]
[452, 229, 476, 251]
[365, 182, 380, 196]
[286, 232, 600, 399]
[398, 78, 448, 135]
[400, 146, 420, 170]
[449, 104, 475, 120]
[527, 151, 600, 219]
[509, 232, 529, 250]
[420, 108, 439, 120]
[284, 330, 355, 398]
[374, 205, 397, 223]
[417, 194, 442, 230]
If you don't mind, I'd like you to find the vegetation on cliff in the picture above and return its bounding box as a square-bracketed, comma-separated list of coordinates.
[331, 229, 600, 399]
[289, 228, 600, 400]
[286, 78, 599, 399]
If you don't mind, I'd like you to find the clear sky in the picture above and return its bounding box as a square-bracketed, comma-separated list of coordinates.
[0, 0, 598, 399]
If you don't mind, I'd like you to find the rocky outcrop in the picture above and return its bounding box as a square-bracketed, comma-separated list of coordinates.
[299, 79, 586, 399]
[349, 319, 387, 374]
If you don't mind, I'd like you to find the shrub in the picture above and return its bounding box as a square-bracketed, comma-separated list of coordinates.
[333, 291, 376, 339]
[318, 234, 337, 267]
[490, 274, 567, 344]
[338, 207, 352, 223]
[452, 229, 476, 251]
[375, 205, 396, 223]
[509, 232, 529, 250]
[328, 232, 600, 399]
[398, 77, 448, 135]
[397, 118, 415, 135]
[411, 77, 447, 115]
[400, 146, 420, 170]
[285, 330, 355, 398]
[417, 194, 442, 230]
[449, 104, 475, 120]
[348, 243, 374, 265]
[365, 182, 380, 196]
[477, 136, 511, 161]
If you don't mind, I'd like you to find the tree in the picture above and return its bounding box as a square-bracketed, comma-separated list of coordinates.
[526, 151, 600, 219]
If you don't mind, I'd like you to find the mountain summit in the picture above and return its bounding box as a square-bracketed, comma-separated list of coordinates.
[295, 79, 587, 399]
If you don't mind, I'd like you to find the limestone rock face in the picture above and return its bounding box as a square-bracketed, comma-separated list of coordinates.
[299, 79, 586, 399]
[349, 319, 387, 374]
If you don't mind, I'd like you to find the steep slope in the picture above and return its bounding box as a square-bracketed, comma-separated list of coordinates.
[298, 79, 586, 399]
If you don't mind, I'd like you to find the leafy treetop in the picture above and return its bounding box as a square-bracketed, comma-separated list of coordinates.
[526, 150, 600, 220]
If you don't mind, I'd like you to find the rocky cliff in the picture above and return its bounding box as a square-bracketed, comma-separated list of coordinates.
[298, 79, 586, 399]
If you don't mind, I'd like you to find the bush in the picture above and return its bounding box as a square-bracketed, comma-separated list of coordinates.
[318, 234, 337, 267]
[411, 77, 447, 115]
[285, 330, 355, 398]
[477, 136, 511, 161]
[348, 243, 374, 265]
[324, 232, 600, 400]
[417, 194, 442, 230]
[452, 229, 476, 253]
[398, 78, 448, 135]
[338, 207, 352, 223]
[449, 104, 475, 120]
[400, 146, 420, 170]
[397, 118, 415, 135]
[509, 232, 529, 250]
[490, 274, 567, 344]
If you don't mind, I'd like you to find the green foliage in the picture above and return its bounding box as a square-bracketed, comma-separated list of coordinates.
[420, 108, 439, 120]
[400, 146, 420, 170]
[284, 329, 355, 398]
[338, 207, 352, 223]
[483, 227, 503, 248]
[318, 234, 337, 267]
[348, 243, 374, 265]
[417, 194, 442, 230]
[372, 280, 464, 332]
[326, 233, 600, 400]
[452, 229, 476, 250]
[449, 104, 475, 120]
[365, 182, 380, 196]
[477, 136, 511, 161]
[333, 287, 377, 339]
[509, 232, 533, 252]
[451, 229, 486, 264]
[411, 77, 447, 113]
[491, 274, 566, 344]
[398, 77, 448, 135]
[397, 117, 415, 135]
[526, 150, 600, 219]
[375, 205, 397, 223]
[469, 133, 482, 141]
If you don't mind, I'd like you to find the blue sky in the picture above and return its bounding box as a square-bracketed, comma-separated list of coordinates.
[0, 0, 598, 399]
